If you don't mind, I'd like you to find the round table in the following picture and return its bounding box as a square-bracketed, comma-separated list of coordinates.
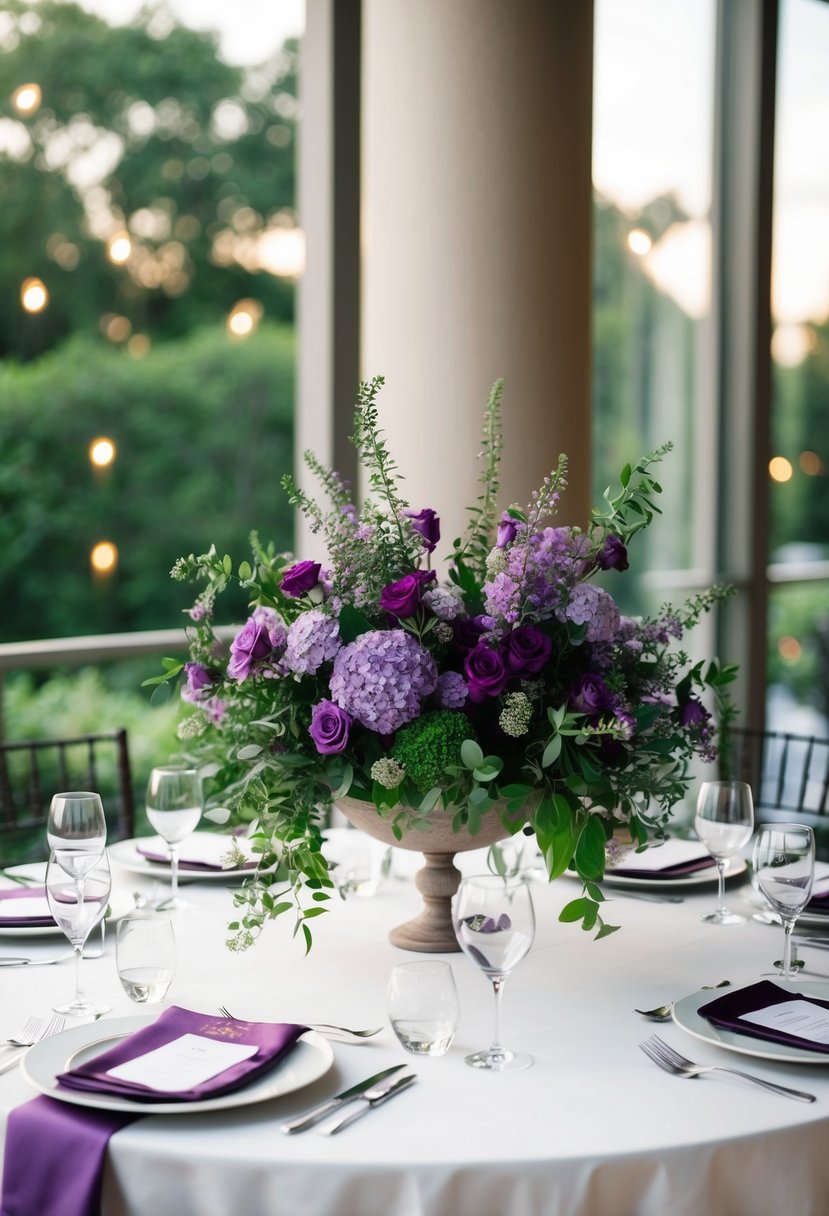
[2, 839, 829, 1216]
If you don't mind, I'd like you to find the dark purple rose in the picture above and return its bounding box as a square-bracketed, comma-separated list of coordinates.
[496, 512, 520, 549]
[379, 569, 436, 619]
[464, 643, 508, 703]
[453, 614, 490, 654]
[309, 699, 352, 754]
[568, 672, 615, 717]
[281, 560, 322, 597]
[504, 625, 552, 677]
[182, 662, 214, 704]
[596, 534, 629, 572]
[227, 615, 275, 681]
[678, 698, 710, 729]
[403, 508, 440, 554]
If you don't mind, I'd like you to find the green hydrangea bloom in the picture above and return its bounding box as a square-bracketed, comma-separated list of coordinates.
[391, 710, 476, 793]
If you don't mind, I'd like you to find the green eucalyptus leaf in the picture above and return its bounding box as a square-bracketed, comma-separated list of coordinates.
[460, 739, 484, 769]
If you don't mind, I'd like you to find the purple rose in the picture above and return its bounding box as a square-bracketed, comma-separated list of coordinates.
[181, 662, 214, 704]
[504, 625, 552, 677]
[568, 673, 615, 717]
[404, 508, 440, 554]
[597, 534, 629, 572]
[227, 614, 276, 681]
[379, 569, 436, 619]
[281, 560, 322, 597]
[309, 699, 352, 754]
[464, 643, 507, 703]
[678, 698, 710, 728]
[453, 614, 490, 654]
[496, 512, 520, 549]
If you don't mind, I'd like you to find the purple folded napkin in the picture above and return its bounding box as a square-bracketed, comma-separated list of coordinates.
[0, 886, 54, 928]
[58, 1006, 307, 1102]
[806, 888, 829, 913]
[0, 1096, 137, 1216]
[699, 979, 829, 1054]
[608, 855, 716, 880]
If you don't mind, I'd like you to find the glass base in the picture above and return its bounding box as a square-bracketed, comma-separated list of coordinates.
[701, 907, 746, 925]
[464, 1047, 533, 1072]
[54, 996, 111, 1018]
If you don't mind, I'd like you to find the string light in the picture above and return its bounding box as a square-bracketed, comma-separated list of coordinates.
[89, 438, 116, 468]
[107, 233, 132, 265]
[20, 277, 48, 313]
[12, 83, 41, 115]
[90, 542, 118, 574]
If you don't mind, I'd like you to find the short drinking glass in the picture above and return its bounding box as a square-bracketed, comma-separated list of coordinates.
[752, 823, 815, 980]
[694, 780, 754, 924]
[387, 960, 460, 1056]
[117, 916, 176, 1004]
[145, 765, 202, 910]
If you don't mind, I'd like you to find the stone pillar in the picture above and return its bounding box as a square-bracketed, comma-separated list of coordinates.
[361, 0, 594, 551]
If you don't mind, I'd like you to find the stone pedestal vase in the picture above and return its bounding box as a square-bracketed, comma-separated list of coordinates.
[335, 795, 511, 953]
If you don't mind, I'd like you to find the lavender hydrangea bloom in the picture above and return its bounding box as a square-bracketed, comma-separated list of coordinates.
[484, 526, 592, 625]
[329, 629, 438, 734]
[284, 610, 341, 675]
[556, 585, 620, 643]
[435, 670, 468, 709]
[423, 585, 464, 621]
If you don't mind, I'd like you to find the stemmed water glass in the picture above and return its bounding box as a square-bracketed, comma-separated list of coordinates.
[694, 780, 754, 924]
[47, 790, 107, 878]
[145, 765, 203, 910]
[46, 850, 112, 1016]
[752, 823, 815, 980]
[453, 874, 535, 1072]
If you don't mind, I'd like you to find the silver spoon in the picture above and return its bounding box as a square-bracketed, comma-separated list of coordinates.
[634, 980, 731, 1021]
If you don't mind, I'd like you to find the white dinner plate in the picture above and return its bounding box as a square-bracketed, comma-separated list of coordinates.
[602, 858, 747, 891]
[672, 978, 829, 1064]
[22, 1015, 334, 1115]
[741, 884, 829, 930]
[109, 837, 258, 884]
[0, 877, 133, 939]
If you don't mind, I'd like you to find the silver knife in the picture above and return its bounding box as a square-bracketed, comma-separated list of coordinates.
[319, 1074, 417, 1135]
[280, 1063, 406, 1133]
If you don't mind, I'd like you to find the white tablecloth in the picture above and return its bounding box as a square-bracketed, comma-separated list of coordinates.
[2, 843, 829, 1216]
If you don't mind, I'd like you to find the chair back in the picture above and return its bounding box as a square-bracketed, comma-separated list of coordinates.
[722, 727, 829, 853]
[0, 728, 134, 866]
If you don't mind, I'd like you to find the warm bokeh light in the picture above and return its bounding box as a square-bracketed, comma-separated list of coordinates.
[771, 323, 816, 368]
[769, 456, 794, 483]
[256, 225, 305, 278]
[12, 83, 41, 115]
[127, 333, 151, 358]
[799, 450, 824, 476]
[20, 277, 48, 313]
[627, 228, 652, 256]
[226, 298, 263, 338]
[778, 635, 802, 663]
[90, 541, 118, 574]
[89, 438, 116, 468]
[107, 233, 132, 264]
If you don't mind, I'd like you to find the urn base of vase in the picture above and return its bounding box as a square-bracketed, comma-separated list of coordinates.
[388, 850, 463, 953]
[389, 913, 461, 953]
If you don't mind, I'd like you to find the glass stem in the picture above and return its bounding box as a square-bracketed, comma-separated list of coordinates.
[170, 844, 179, 905]
[783, 919, 795, 979]
[715, 858, 727, 913]
[73, 944, 86, 1006]
[490, 976, 506, 1059]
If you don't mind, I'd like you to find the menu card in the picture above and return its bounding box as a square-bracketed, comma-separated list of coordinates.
[699, 979, 829, 1053]
[136, 833, 257, 871]
[59, 1006, 307, 1102]
[607, 838, 716, 880]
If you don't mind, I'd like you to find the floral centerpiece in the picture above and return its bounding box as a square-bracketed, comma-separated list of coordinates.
[150, 377, 735, 951]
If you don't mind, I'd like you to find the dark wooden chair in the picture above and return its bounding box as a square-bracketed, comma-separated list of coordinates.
[722, 727, 829, 855]
[0, 728, 135, 866]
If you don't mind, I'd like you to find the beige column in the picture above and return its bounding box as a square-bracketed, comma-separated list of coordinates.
[361, 0, 594, 552]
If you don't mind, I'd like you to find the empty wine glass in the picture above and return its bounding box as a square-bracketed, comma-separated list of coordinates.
[47, 850, 112, 1016]
[47, 791, 107, 879]
[753, 823, 815, 980]
[145, 765, 202, 910]
[694, 780, 754, 924]
[453, 874, 535, 1072]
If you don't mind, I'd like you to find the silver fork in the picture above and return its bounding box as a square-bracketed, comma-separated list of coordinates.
[639, 1034, 816, 1102]
[218, 1006, 382, 1042]
[0, 1013, 67, 1076]
[3, 1016, 43, 1048]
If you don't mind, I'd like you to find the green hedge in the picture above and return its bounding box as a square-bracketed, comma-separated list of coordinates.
[0, 323, 295, 642]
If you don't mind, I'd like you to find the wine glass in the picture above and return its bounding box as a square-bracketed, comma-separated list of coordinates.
[752, 823, 815, 980]
[46, 850, 112, 1016]
[694, 780, 754, 924]
[453, 874, 535, 1072]
[47, 791, 107, 878]
[145, 765, 203, 910]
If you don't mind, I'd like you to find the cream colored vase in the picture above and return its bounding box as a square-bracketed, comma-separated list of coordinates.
[335, 795, 511, 953]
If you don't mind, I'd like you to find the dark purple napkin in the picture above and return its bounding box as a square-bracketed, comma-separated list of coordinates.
[0, 886, 54, 928]
[58, 1006, 307, 1102]
[806, 887, 829, 914]
[699, 979, 829, 1054]
[0, 1096, 137, 1216]
[608, 855, 716, 880]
